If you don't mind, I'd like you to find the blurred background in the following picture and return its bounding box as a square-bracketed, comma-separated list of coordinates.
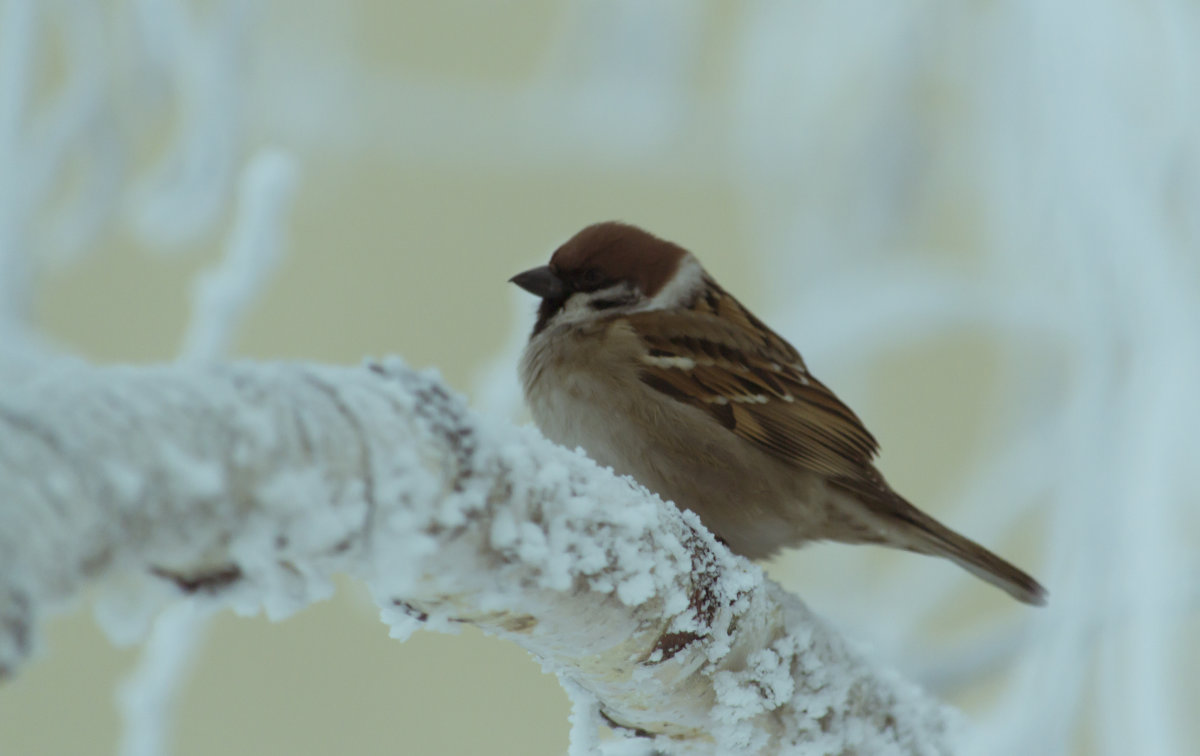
[1, 1, 1197, 754]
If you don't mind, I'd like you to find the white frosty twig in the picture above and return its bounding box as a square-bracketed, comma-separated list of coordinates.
[0, 360, 953, 754]
[178, 147, 299, 361]
[116, 601, 213, 756]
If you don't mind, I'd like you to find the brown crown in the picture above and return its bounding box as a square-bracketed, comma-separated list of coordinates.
[550, 222, 687, 297]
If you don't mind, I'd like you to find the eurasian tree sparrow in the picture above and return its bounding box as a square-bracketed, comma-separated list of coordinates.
[512, 222, 1047, 605]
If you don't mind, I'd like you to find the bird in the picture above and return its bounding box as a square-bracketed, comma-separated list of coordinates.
[510, 221, 1047, 605]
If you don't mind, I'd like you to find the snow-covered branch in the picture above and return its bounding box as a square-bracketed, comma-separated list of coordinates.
[0, 360, 952, 754]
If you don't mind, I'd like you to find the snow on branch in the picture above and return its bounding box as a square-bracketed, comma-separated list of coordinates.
[0, 359, 953, 754]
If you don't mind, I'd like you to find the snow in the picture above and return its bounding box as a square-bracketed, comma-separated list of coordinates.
[562, 675, 601, 756]
[0, 8, 304, 744]
[0, 358, 953, 750]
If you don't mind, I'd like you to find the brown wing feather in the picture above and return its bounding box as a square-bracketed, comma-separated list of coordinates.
[624, 280, 879, 482]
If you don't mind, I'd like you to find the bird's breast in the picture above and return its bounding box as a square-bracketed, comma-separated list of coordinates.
[519, 322, 645, 468]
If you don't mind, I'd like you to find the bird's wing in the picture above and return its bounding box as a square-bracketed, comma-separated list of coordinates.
[622, 281, 880, 483]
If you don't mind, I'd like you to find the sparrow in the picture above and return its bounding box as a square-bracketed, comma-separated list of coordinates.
[511, 221, 1047, 605]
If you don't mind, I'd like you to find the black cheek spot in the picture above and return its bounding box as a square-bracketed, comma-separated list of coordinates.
[590, 298, 625, 311]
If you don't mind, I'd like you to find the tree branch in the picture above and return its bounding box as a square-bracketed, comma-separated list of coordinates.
[0, 360, 953, 754]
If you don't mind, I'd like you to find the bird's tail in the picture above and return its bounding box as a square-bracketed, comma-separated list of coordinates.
[887, 496, 1048, 606]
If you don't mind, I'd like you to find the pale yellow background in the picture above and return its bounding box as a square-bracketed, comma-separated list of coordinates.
[1, 3, 1042, 755]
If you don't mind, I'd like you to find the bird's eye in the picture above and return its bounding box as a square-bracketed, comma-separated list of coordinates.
[580, 269, 603, 288]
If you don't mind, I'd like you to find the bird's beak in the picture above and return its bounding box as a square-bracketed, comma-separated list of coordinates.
[509, 265, 566, 299]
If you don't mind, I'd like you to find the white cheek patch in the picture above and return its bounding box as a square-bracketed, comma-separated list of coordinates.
[556, 288, 618, 322]
[591, 282, 634, 301]
[558, 292, 595, 321]
[643, 255, 704, 311]
[555, 284, 637, 324]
